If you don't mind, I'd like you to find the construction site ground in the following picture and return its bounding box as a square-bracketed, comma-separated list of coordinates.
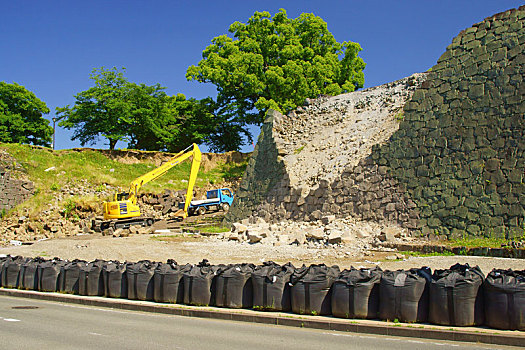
[1, 212, 523, 273]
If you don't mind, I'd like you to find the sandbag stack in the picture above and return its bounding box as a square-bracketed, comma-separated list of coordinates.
[1, 255, 29, 288]
[252, 262, 294, 311]
[38, 258, 66, 292]
[153, 260, 191, 303]
[79, 259, 106, 296]
[379, 267, 431, 323]
[182, 259, 223, 306]
[1, 254, 524, 332]
[215, 263, 255, 309]
[331, 267, 382, 319]
[103, 260, 129, 298]
[127, 260, 158, 301]
[0, 255, 6, 287]
[483, 269, 525, 331]
[61, 259, 86, 294]
[290, 264, 340, 315]
[429, 263, 484, 326]
[19, 257, 46, 291]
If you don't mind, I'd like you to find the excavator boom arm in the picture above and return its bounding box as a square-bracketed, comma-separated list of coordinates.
[127, 144, 201, 204]
[102, 143, 201, 221]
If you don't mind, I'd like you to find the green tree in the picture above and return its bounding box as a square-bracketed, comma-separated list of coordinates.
[58, 66, 223, 152]
[159, 94, 219, 153]
[128, 91, 219, 153]
[0, 82, 52, 147]
[57, 67, 134, 150]
[186, 9, 366, 146]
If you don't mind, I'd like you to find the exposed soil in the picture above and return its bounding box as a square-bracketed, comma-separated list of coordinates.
[1, 231, 523, 274]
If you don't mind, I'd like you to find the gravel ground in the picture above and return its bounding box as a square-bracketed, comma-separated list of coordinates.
[1, 233, 523, 274]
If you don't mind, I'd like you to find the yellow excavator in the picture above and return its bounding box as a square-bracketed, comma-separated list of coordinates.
[100, 143, 202, 231]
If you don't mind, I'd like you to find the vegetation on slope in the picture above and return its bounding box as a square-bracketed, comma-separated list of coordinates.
[0, 143, 247, 217]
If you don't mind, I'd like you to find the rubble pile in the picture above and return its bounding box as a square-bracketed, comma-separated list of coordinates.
[216, 216, 413, 253]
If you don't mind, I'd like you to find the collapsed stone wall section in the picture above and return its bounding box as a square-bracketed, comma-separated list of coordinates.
[227, 7, 525, 240]
[0, 166, 34, 215]
[227, 75, 425, 229]
[226, 112, 287, 223]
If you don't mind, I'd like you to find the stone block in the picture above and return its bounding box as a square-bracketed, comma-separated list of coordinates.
[232, 223, 248, 233]
[327, 230, 343, 244]
[321, 215, 335, 225]
[309, 210, 322, 221]
[290, 231, 306, 245]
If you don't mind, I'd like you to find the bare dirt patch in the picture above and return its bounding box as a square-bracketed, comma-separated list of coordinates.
[1, 233, 523, 274]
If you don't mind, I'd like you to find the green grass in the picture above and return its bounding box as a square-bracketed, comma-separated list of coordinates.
[198, 225, 230, 234]
[294, 145, 305, 155]
[400, 250, 456, 257]
[447, 236, 515, 248]
[0, 143, 247, 216]
[394, 110, 404, 121]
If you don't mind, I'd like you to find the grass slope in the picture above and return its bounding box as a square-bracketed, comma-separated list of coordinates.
[0, 143, 247, 216]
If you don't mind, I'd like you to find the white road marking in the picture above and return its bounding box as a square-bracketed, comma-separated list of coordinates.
[88, 332, 103, 336]
[321, 331, 493, 348]
[4, 318, 20, 322]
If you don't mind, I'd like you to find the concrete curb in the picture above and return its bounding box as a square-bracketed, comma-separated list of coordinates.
[1, 288, 524, 347]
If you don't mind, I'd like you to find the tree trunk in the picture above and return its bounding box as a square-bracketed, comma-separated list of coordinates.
[109, 139, 117, 150]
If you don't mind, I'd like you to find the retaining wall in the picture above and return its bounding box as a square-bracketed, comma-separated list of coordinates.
[227, 7, 525, 239]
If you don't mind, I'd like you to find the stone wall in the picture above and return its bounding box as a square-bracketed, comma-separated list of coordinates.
[0, 166, 34, 216]
[376, 7, 525, 239]
[226, 74, 425, 229]
[226, 6, 525, 240]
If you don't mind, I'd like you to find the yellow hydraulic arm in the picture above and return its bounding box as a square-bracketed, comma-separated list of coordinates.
[103, 143, 202, 221]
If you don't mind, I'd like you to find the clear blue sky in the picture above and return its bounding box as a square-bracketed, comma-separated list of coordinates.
[1, 1, 522, 152]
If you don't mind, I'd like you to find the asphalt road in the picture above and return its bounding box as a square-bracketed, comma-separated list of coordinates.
[0, 296, 518, 350]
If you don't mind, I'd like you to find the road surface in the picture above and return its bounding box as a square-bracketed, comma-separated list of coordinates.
[0, 296, 518, 350]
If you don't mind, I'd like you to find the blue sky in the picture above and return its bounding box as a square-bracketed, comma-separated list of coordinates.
[1, 1, 523, 152]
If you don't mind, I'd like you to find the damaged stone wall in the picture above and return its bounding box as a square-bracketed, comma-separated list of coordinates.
[0, 161, 34, 216]
[227, 74, 426, 231]
[227, 6, 525, 239]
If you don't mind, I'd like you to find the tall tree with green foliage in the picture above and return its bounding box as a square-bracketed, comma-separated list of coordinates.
[57, 67, 133, 150]
[0, 82, 53, 147]
[186, 9, 366, 147]
[127, 91, 219, 153]
[58, 67, 222, 152]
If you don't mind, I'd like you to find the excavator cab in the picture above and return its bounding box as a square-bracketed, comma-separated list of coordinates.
[115, 192, 130, 201]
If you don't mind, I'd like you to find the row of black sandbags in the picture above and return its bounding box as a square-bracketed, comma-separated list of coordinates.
[1, 256, 523, 330]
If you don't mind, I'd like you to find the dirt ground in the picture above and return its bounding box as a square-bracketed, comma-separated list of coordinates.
[1, 232, 523, 274]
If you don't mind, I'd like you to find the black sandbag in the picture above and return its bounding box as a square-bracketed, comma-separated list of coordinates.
[429, 263, 484, 326]
[153, 260, 191, 303]
[379, 267, 431, 323]
[2, 256, 30, 288]
[127, 260, 158, 301]
[0, 255, 5, 287]
[38, 258, 66, 292]
[182, 259, 223, 306]
[20, 257, 47, 291]
[483, 269, 525, 330]
[215, 263, 255, 309]
[252, 261, 294, 311]
[79, 259, 105, 296]
[290, 264, 340, 315]
[331, 267, 382, 319]
[60, 259, 87, 294]
[104, 261, 128, 298]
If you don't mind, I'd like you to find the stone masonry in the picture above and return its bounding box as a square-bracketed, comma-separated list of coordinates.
[0, 165, 34, 216]
[227, 74, 426, 232]
[227, 6, 525, 240]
